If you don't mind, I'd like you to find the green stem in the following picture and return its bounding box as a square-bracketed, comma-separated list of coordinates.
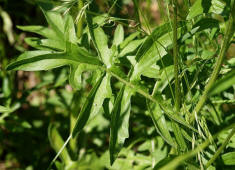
[191, 3, 235, 122]
[49, 124, 72, 165]
[172, 0, 180, 112]
[76, 0, 84, 39]
[171, 0, 187, 152]
[205, 127, 235, 168]
[69, 0, 84, 155]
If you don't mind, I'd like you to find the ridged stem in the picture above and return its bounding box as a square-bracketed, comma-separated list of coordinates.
[172, 0, 181, 112]
[76, 0, 84, 38]
[171, 0, 187, 152]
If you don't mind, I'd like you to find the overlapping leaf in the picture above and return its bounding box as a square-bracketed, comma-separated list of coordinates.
[109, 21, 187, 164]
[8, 8, 102, 72]
[109, 86, 133, 164]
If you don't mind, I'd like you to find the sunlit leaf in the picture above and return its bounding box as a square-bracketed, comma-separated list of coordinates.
[86, 12, 112, 67]
[120, 31, 140, 49]
[64, 14, 78, 43]
[17, 25, 58, 40]
[7, 43, 102, 71]
[89, 74, 112, 118]
[24, 37, 65, 50]
[113, 24, 124, 46]
[0, 105, 10, 113]
[41, 8, 65, 40]
[222, 152, 235, 165]
[187, 0, 225, 20]
[119, 39, 145, 58]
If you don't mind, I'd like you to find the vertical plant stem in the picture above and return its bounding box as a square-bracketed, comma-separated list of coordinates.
[172, 0, 180, 112]
[76, 0, 84, 39]
[171, 0, 187, 152]
[69, 0, 85, 156]
[191, 3, 235, 122]
[205, 127, 235, 168]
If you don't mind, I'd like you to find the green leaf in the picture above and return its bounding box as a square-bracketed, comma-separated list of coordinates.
[94, 27, 112, 66]
[147, 101, 175, 147]
[149, 98, 187, 151]
[7, 43, 102, 71]
[66, 42, 103, 66]
[209, 0, 226, 14]
[7, 51, 70, 71]
[17, 25, 58, 40]
[171, 122, 187, 151]
[41, 8, 64, 40]
[109, 86, 132, 164]
[152, 65, 174, 94]
[0, 105, 10, 113]
[89, 74, 112, 119]
[222, 152, 235, 165]
[187, 0, 209, 20]
[187, 0, 225, 20]
[119, 39, 145, 58]
[69, 64, 94, 90]
[64, 14, 78, 43]
[131, 22, 185, 80]
[141, 64, 160, 79]
[135, 22, 172, 62]
[228, 58, 235, 66]
[209, 69, 235, 96]
[108, 65, 128, 81]
[72, 74, 105, 137]
[154, 156, 176, 170]
[0, 7, 14, 44]
[165, 111, 197, 133]
[182, 18, 219, 42]
[113, 24, 124, 46]
[24, 37, 65, 50]
[18, 11, 77, 45]
[86, 12, 112, 67]
[120, 31, 140, 49]
[159, 103, 198, 132]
